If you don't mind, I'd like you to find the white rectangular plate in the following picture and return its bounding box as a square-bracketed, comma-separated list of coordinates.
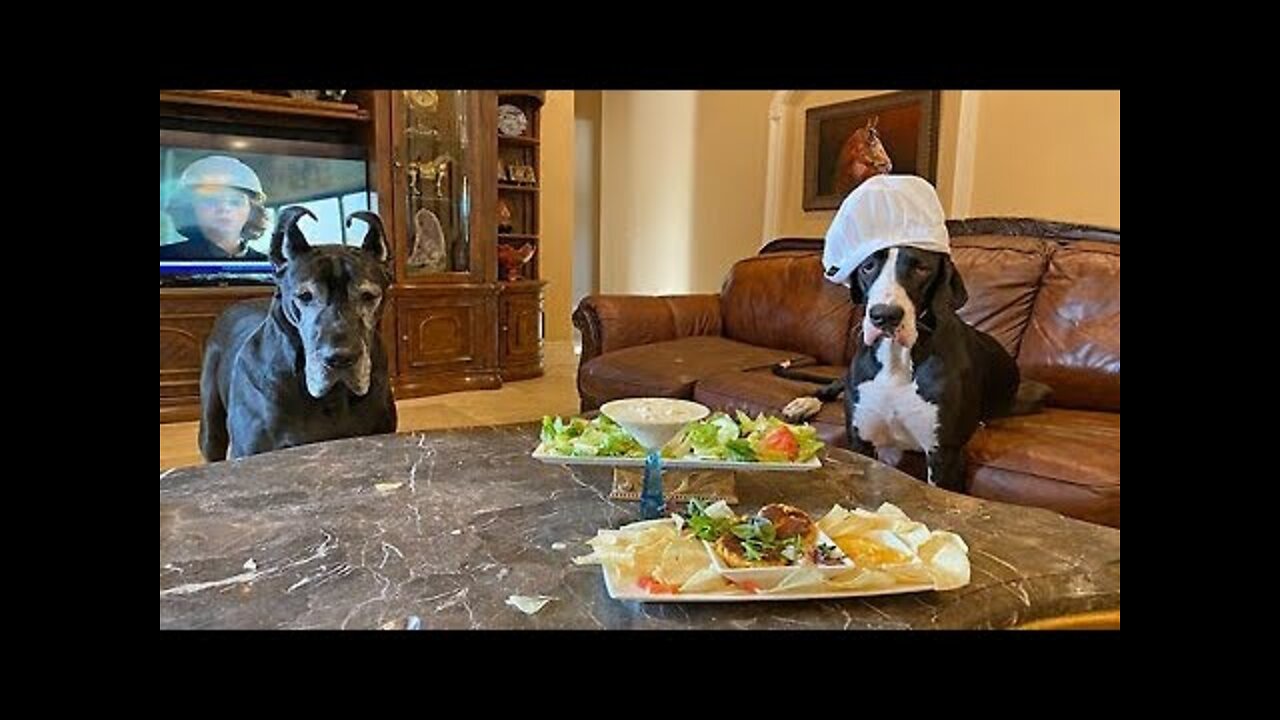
[601, 568, 935, 603]
[532, 444, 821, 472]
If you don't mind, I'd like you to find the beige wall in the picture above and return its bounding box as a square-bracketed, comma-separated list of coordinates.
[600, 90, 696, 295]
[966, 91, 1119, 227]
[539, 90, 574, 341]
[770, 90, 1119, 238]
[572, 90, 601, 313]
[686, 91, 773, 292]
[599, 90, 773, 294]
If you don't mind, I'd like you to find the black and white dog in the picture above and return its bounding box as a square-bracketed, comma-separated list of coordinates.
[781, 246, 1049, 492]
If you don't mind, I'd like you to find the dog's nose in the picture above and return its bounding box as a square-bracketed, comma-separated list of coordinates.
[868, 304, 905, 329]
[324, 350, 359, 369]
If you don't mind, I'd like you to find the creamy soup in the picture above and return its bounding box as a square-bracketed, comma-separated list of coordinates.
[603, 398, 709, 425]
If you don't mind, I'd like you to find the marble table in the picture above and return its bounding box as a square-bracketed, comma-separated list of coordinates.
[160, 424, 1120, 629]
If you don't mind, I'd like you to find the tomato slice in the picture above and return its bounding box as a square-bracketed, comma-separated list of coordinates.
[761, 426, 799, 461]
[637, 575, 677, 594]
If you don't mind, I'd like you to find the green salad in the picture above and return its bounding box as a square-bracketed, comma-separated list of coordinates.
[539, 410, 823, 463]
[538, 414, 646, 458]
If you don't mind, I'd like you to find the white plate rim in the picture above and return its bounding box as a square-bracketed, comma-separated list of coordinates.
[532, 445, 821, 472]
[601, 567, 937, 603]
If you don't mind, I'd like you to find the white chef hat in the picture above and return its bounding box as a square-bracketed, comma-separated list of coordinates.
[822, 175, 950, 286]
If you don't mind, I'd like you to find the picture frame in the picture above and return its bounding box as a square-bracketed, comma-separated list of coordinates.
[803, 90, 941, 211]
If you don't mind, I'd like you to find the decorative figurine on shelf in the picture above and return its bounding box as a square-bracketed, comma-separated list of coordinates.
[498, 160, 509, 182]
[508, 165, 537, 184]
[407, 208, 448, 273]
[497, 243, 536, 282]
[497, 198, 514, 233]
[287, 90, 321, 101]
[318, 90, 348, 102]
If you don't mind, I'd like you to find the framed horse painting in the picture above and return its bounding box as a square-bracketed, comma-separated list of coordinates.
[803, 90, 941, 211]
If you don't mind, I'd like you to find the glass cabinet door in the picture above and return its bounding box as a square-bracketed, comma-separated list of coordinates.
[398, 90, 472, 277]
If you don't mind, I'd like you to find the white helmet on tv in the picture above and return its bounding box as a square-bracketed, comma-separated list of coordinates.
[822, 174, 950, 286]
[177, 155, 265, 202]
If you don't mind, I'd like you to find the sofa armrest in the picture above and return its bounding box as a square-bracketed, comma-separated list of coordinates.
[572, 294, 722, 364]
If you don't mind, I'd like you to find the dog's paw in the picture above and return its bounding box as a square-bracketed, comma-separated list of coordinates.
[876, 447, 903, 468]
[782, 396, 823, 422]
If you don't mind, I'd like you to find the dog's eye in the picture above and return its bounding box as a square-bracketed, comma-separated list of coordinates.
[859, 261, 876, 275]
[296, 291, 314, 304]
[914, 265, 930, 275]
[360, 291, 379, 303]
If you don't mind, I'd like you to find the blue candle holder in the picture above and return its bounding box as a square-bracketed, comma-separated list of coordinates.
[639, 448, 665, 520]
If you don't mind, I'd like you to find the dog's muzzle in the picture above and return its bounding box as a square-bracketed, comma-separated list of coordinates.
[305, 343, 373, 398]
[868, 303, 905, 331]
[323, 349, 360, 370]
[864, 302, 915, 347]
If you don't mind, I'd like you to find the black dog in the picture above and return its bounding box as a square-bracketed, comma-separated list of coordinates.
[198, 207, 397, 460]
[781, 247, 1049, 491]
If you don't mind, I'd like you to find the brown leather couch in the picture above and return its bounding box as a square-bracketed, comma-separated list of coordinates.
[572, 218, 1120, 528]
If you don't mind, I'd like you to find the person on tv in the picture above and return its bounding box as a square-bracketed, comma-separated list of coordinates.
[160, 155, 270, 260]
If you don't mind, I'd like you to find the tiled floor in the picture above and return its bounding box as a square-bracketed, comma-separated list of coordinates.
[159, 340, 581, 470]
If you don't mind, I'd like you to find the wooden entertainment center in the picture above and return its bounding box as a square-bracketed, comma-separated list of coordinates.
[160, 90, 547, 423]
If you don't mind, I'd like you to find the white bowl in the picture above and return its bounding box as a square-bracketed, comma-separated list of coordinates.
[600, 398, 710, 450]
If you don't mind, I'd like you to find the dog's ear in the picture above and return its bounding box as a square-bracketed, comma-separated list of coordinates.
[348, 211, 389, 265]
[930, 256, 969, 315]
[270, 206, 317, 269]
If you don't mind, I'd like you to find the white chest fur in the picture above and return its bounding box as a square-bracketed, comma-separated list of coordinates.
[852, 341, 940, 463]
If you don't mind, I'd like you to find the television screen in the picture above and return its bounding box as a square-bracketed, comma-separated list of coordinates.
[160, 129, 374, 285]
